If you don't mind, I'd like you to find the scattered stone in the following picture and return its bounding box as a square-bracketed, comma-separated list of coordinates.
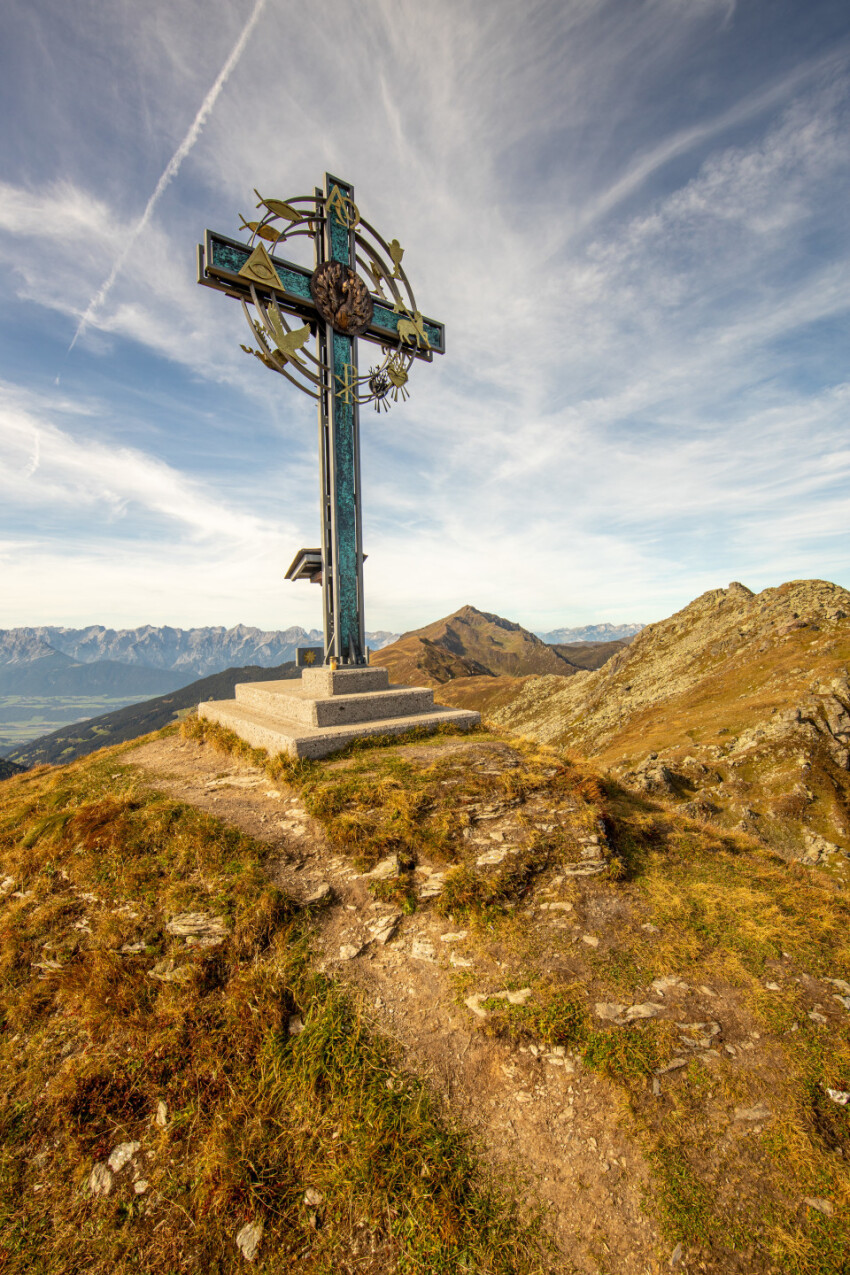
[89, 1163, 114, 1197]
[476, 848, 509, 867]
[642, 922, 659, 933]
[449, 951, 473, 968]
[465, 988, 532, 1018]
[765, 981, 781, 991]
[369, 913, 400, 945]
[538, 901, 573, 913]
[120, 942, 147, 955]
[804, 1197, 834, 1217]
[563, 863, 606, 876]
[734, 1102, 770, 1122]
[0, 876, 15, 897]
[108, 1141, 140, 1173]
[366, 856, 398, 881]
[678, 1021, 721, 1049]
[440, 931, 468, 943]
[236, 1219, 264, 1262]
[154, 1100, 168, 1128]
[147, 958, 193, 984]
[595, 1003, 626, 1022]
[410, 938, 436, 962]
[625, 1003, 665, 1021]
[826, 977, 850, 995]
[581, 934, 599, 948]
[165, 912, 229, 947]
[669, 1242, 684, 1269]
[418, 873, 445, 899]
[826, 1087, 850, 1105]
[302, 882, 332, 906]
[288, 1015, 304, 1036]
[339, 943, 364, 962]
[656, 1058, 689, 1074]
[303, 1188, 323, 1207]
[651, 976, 688, 996]
[808, 1010, 828, 1024]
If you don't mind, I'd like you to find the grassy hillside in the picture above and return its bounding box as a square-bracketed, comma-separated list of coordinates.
[5, 663, 300, 770]
[179, 714, 850, 1274]
[0, 731, 551, 1275]
[484, 581, 850, 864]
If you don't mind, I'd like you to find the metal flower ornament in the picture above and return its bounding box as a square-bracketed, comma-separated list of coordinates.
[196, 173, 445, 667]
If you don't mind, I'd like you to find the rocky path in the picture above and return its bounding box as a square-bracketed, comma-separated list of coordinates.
[126, 734, 667, 1275]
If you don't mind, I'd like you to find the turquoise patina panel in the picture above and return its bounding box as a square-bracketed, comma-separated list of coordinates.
[209, 237, 312, 301]
[332, 329, 359, 656]
[371, 304, 443, 352]
[328, 179, 352, 265]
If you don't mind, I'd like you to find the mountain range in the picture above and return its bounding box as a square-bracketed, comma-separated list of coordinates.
[0, 625, 400, 681]
[534, 621, 644, 643]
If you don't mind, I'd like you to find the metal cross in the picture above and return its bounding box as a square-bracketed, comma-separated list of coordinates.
[197, 173, 445, 667]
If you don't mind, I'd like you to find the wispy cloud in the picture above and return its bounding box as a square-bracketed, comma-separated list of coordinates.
[66, 0, 268, 353]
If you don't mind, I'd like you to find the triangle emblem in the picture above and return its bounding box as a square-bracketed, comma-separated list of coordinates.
[238, 242, 284, 292]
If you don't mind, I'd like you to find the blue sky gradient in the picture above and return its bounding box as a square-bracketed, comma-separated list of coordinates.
[1, 0, 848, 634]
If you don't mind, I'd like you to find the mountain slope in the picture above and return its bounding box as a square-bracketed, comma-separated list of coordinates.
[6, 662, 300, 768]
[487, 579, 850, 863]
[372, 605, 581, 686]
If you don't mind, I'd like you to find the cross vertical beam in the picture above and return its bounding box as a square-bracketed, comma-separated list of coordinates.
[317, 173, 366, 665]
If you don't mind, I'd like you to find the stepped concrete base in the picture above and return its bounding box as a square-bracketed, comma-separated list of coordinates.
[198, 665, 480, 760]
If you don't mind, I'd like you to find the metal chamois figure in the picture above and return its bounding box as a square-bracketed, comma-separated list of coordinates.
[197, 173, 445, 666]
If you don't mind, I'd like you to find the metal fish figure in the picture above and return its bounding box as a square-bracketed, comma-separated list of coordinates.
[239, 215, 281, 243]
[254, 191, 302, 223]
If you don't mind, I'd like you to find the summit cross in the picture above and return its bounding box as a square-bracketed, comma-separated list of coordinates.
[197, 172, 445, 666]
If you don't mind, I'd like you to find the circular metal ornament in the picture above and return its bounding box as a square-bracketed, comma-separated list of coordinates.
[309, 260, 374, 336]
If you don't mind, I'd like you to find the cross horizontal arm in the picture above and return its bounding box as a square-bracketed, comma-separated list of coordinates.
[198, 230, 445, 358]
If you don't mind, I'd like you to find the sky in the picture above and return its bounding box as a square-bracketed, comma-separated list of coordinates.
[0, 0, 848, 637]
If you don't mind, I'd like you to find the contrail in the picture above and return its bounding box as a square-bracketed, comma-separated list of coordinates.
[68, 0, 267, 353]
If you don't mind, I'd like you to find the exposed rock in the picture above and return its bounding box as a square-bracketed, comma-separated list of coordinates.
[147, 958, 193, 984]
[154, 1100, 168, 1128]
[410, 938, 436, 962]
[288, 1015, 304, 1036]
[418, 872, 446, 899]
[107, 1141, 140, 1173]
[303, 1188, 323, 1207]
[826, 1087, 850, 1105]
[338, 942, 364, 962]
[366, 856, 398, 881]
[368, 913, 400, 945]
[165, 912, 229, 947]
[734, 1102, 770, 1122]
[302, 882, 332, 906]
[476, 848, 509, 867]
[236, 1219, 264, 1262]
[89, 1163, 113, 1197]
[803, 1197, 833, 1217]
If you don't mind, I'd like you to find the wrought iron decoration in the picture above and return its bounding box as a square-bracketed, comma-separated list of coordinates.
[197, 173, 445, 667]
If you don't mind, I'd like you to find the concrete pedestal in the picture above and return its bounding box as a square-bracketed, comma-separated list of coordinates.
[198, 666, 480, 760]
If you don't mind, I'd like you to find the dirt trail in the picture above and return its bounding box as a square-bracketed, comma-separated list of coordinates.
[127, 734, 668, 1275]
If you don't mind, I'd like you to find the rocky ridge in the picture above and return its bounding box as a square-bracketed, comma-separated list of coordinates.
[486, 580, 850, 864]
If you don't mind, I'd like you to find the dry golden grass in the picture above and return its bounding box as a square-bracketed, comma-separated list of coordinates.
[190, 714, 850, 1275]
[0, 731, 556, 1275]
